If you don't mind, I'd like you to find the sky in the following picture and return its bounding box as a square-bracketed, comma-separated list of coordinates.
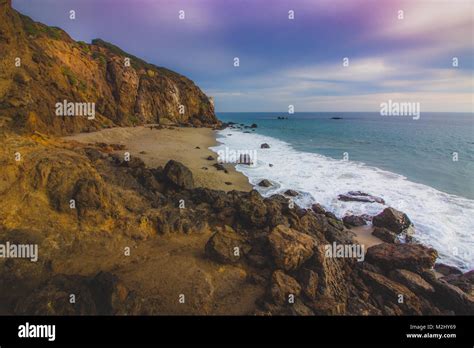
[13, 0, 474, 112]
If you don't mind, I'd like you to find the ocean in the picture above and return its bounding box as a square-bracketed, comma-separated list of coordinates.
[212, 112, 474, 271]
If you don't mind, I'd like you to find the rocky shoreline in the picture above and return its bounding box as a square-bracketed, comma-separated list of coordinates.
[0, 0, 472, 316]
[1, 127, 472, 315]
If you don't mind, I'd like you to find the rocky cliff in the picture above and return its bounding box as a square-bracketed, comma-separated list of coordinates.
[0, 0, 218, 135]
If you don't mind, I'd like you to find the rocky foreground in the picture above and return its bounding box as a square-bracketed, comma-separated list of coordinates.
[0, 0, 472, 316]
[0, 129, 472, 315]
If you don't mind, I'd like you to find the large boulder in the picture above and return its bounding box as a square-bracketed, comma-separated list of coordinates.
[268, 225, 317, 271]
[270, 270, 301, 305]
[372, 207, 412, 233]
[205, 226, 248, 264]
[366, 243, 438, 273]
[236, 190, 268, 227]
[258, 179, 272, 188]
[163, 160, 194, 189]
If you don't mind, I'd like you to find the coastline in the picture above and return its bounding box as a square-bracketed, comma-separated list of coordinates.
[64, 125, 252, 192]
[213, 124, 473, 271]
[1, 124, 470, 315]
[65, 124, 382, 249]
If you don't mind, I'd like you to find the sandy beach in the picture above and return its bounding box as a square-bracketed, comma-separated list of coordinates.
[64, 125, 252, 192]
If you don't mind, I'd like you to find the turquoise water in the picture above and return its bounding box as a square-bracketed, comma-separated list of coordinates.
[214, 112, 474, 270]
[218, 112, 474, 199]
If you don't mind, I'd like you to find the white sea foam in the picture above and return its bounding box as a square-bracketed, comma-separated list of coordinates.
[211, 128, 474, 271]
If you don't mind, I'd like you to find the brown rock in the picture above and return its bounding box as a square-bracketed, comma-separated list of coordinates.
[268, 225, 317, 271]
[372, 227, 399, 243]
[434, 263, 463, 277]
[284, 189, 299, 197]
[389, 269, 435, 295]
[372, 207, 412, 233]
[270, 270, 301, 305]
[258, 179, 272, 187]
[361, 270, 422, 314]
[342, 214, 367, 227]
[236, 190, 268, 227]
[205, 226, 248, 264]
[298, 268, 319, 300]
[163, 160, 194, 189]
[366, 243, 438, 273]
[430, 279, 474, 315]
[441, 270, 473, 296]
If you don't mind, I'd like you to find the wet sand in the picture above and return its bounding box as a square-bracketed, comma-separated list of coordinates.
[351, 225, 383, 250]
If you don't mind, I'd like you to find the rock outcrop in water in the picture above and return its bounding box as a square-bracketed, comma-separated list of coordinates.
[0, 0, 218, 135]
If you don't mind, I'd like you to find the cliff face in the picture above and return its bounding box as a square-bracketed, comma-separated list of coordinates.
[0, 0, 218, 135]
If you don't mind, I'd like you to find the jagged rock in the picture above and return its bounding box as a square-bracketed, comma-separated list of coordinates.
[155, 206, 208, 234]
[440, 270, 473, 297]
[372, 207, 412, 233]
[293, 212, 328, 241]
[434, 263, 463, 277]
[311, 203, 326, 214]
[323, 224, 354, 245]
[163, 160, 194, 189]
[268, 225, 317, 271]
[389, 269, 435, 296]
[236, 190, 268, 227]
[270, 270, 301, 305]
[260, 143, 270, 149]
[264, 196, 289, 228]
[297, 268, 319, 300]
[258, 179, 272, 187]
[250, 123, 258, 128]
[342, 215, 366, 227]
[372, 227, 399, 243]
[205, 226, 248, 264]
[361, 270, 422, 314]
[327, 217, 345, 231]
[283, 189, 298, 197]
[324, 211, 338, 220]
[366, 243, 438, 273]
[430, 278, 474, 315]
